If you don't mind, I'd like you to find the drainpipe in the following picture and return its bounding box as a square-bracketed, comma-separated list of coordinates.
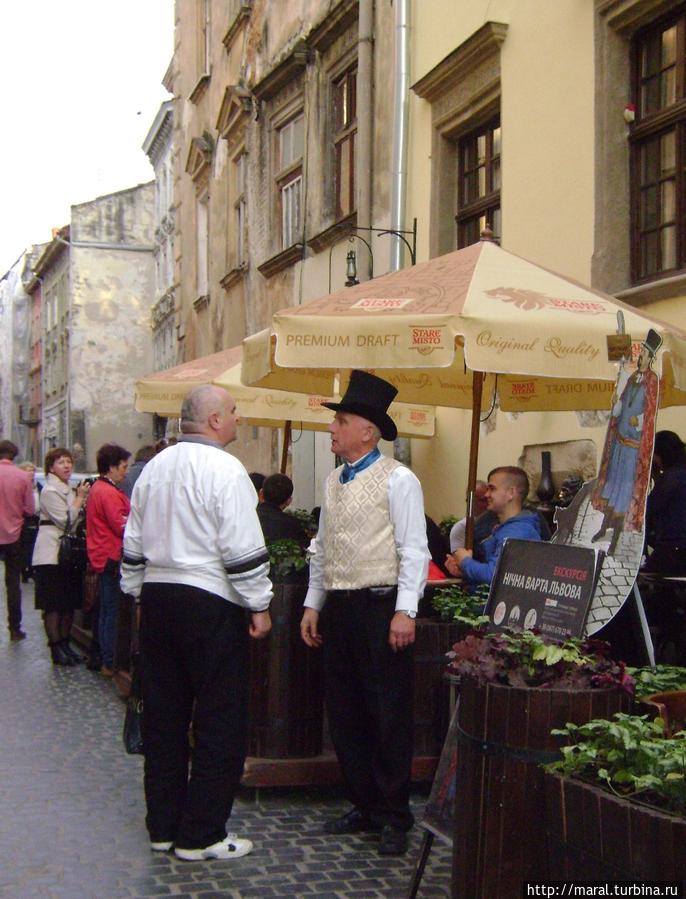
[356, 0, 374, 281]
[390, 0, 410, 274]
[390, 0, 412, 466]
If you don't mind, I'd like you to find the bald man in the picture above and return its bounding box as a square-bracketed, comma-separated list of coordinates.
[122, 385, 272, 862]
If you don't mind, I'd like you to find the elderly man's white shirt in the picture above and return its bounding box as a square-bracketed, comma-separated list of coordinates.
[121, 439, 272, 611]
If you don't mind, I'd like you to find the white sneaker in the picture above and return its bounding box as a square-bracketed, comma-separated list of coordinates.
[174, 834, 253, 861]
[150, 840, 173, 852]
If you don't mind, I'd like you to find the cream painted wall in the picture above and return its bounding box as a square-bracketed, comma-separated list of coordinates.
[412, 407, 607, 524]
[500, 0, 595, 279]
[407, 1, 603, 521]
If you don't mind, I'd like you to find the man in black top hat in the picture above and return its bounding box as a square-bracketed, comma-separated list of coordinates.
[301, 370, 430, 855]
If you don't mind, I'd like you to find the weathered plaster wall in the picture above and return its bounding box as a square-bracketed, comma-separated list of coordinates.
[69, 184, 156, 469]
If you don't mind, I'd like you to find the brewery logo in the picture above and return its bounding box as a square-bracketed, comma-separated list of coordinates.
[486, 287, 608, 315]
[409, 325, 446, 355]
[351, 297, 412, 311]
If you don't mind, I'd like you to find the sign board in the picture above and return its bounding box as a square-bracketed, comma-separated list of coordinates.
[485, 539, 603, 640]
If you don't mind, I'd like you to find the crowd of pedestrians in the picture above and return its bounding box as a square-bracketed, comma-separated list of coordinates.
[1, 377, 684, 866]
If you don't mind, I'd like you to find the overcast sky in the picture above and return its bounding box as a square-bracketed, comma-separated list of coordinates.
[0, 1, 174, 275]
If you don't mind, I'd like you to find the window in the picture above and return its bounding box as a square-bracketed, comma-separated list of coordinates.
[196, 192, 209, 299]
[333, 68, 357, 218]
[234, 152, 247, 266]
[631, 13, 686, 281]
[456, 119, 501, 248]
[277, 114, 304, 248]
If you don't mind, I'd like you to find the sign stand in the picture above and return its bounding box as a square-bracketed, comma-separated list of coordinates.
[407, 539, 601, 896]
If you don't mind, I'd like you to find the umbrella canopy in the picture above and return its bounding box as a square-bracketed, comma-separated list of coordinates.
[241, 240, 686, 411]
[134, 346, 436, 438]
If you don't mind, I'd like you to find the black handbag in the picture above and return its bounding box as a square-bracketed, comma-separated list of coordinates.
[123, 653, 144, 755]
[57, 516, 88, 572]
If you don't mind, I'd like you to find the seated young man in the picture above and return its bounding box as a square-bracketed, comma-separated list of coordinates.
[256, 473, 308, 548]
[445, 467, 544, 588]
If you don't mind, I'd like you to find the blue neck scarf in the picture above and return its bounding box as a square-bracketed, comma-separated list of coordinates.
[340, 448, 381, 484]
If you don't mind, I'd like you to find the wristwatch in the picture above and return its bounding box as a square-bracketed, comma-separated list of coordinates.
[398, 609, 417, 619]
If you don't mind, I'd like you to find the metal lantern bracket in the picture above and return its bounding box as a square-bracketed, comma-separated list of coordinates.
[328, 218, 418, 291]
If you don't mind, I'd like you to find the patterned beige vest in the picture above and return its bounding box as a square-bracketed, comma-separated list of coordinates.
[323, 456, 401, 590]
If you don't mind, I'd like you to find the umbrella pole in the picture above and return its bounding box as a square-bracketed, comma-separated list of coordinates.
[280, 421, 292, 474]
[464, 371, 484, 550]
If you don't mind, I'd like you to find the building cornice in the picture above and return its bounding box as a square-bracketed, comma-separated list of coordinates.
[142, 100, 174, 164]
[252, 40, 309, 102]
[216, 85, 253, 143]
[223, 1, 252, 51]
[307, 0, 358, 54]
[412, 22, 508, 103]
[596, 0, 678, 35]
[32, 227, 70, 278]
[257, 243, 304, 278]
[185, 132, 214, 183]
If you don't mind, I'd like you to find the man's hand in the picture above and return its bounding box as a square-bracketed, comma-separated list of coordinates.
[444, 554, 460, 576]
[389, 613, 415, 653]
[300, 608, 322, 648]
[249, 610, 271, 639]
[454, 548, 472, 564]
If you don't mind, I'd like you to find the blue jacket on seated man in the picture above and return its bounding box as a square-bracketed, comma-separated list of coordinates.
[446, 466, 544, 589]
[460, 509, 544, 588]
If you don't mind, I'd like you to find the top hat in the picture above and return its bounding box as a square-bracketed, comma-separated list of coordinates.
[641, 328, 663, 357]
[323, 370, 398, 441]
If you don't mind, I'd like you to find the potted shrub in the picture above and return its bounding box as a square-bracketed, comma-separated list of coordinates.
[248, 538, 323, 759]
[448, 629, 633, 899]
[544, 712, 686, 881]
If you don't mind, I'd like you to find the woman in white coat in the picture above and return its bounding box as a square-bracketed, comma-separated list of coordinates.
[32, 447, 90, 665]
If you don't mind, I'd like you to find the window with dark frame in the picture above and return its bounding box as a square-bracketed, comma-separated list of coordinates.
[234, 152, 247, 266]
[333, 67, 357, 219]
[456, 118, 501, 248]
[276, 113, 304, 248]
[631, 12, 686, 282]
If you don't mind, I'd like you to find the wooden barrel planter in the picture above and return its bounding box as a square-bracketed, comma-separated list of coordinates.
[248, 583, 324, 758]
[544, 771, 686, 882]
[452, 679, 631, 899]
[413, 619, 463, 758]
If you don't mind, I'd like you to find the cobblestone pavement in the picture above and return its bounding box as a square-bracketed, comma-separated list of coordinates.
[0, 590, 451, 899]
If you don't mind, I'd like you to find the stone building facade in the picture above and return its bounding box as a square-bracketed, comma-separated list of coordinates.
[32, 184, 156, 471]
[169, 0, 400, 490]
[0, 253, 32, 458]
[143, 98, 177, 380]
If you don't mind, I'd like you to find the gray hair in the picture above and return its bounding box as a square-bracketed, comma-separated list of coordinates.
[180, 385, 228, 433]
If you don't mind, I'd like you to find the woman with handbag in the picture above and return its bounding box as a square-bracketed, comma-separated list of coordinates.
[86, 443, 131, 677]
[32, 447, 90, 666]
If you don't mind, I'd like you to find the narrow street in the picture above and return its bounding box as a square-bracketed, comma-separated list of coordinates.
[0, 590, 451, 899]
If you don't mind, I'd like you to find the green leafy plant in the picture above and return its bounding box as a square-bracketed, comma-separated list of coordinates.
[432, 583, 490, 627]
[447, 629, 635, 693]
[289, 508, 317, 536]
[547, 713, 686, 816]
[267, 538, 307, 581]
[438, 515, 458, 536]
[627, 665, 686, 698]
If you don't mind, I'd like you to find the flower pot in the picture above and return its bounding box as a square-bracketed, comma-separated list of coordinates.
[248, 582, 324, 758]
[544, 770, 686, 882]
[640, 690, 686, 735]
[452, 678, 631, 898]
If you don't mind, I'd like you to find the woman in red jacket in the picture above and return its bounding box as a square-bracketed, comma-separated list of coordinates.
[86, 443, 131, 676]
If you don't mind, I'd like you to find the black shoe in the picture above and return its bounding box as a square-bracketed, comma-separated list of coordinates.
[49, 641, 75, 666]
[324, 809, 377, 835]
[87, 652, 102, 671]
[61, 640, 84, 663]
[378, 824, 408, 855]
[9, 629, 26, 642]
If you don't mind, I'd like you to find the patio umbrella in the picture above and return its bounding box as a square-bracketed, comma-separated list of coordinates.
[241, 238, 686, 530]
[134, 345, 436, 472]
